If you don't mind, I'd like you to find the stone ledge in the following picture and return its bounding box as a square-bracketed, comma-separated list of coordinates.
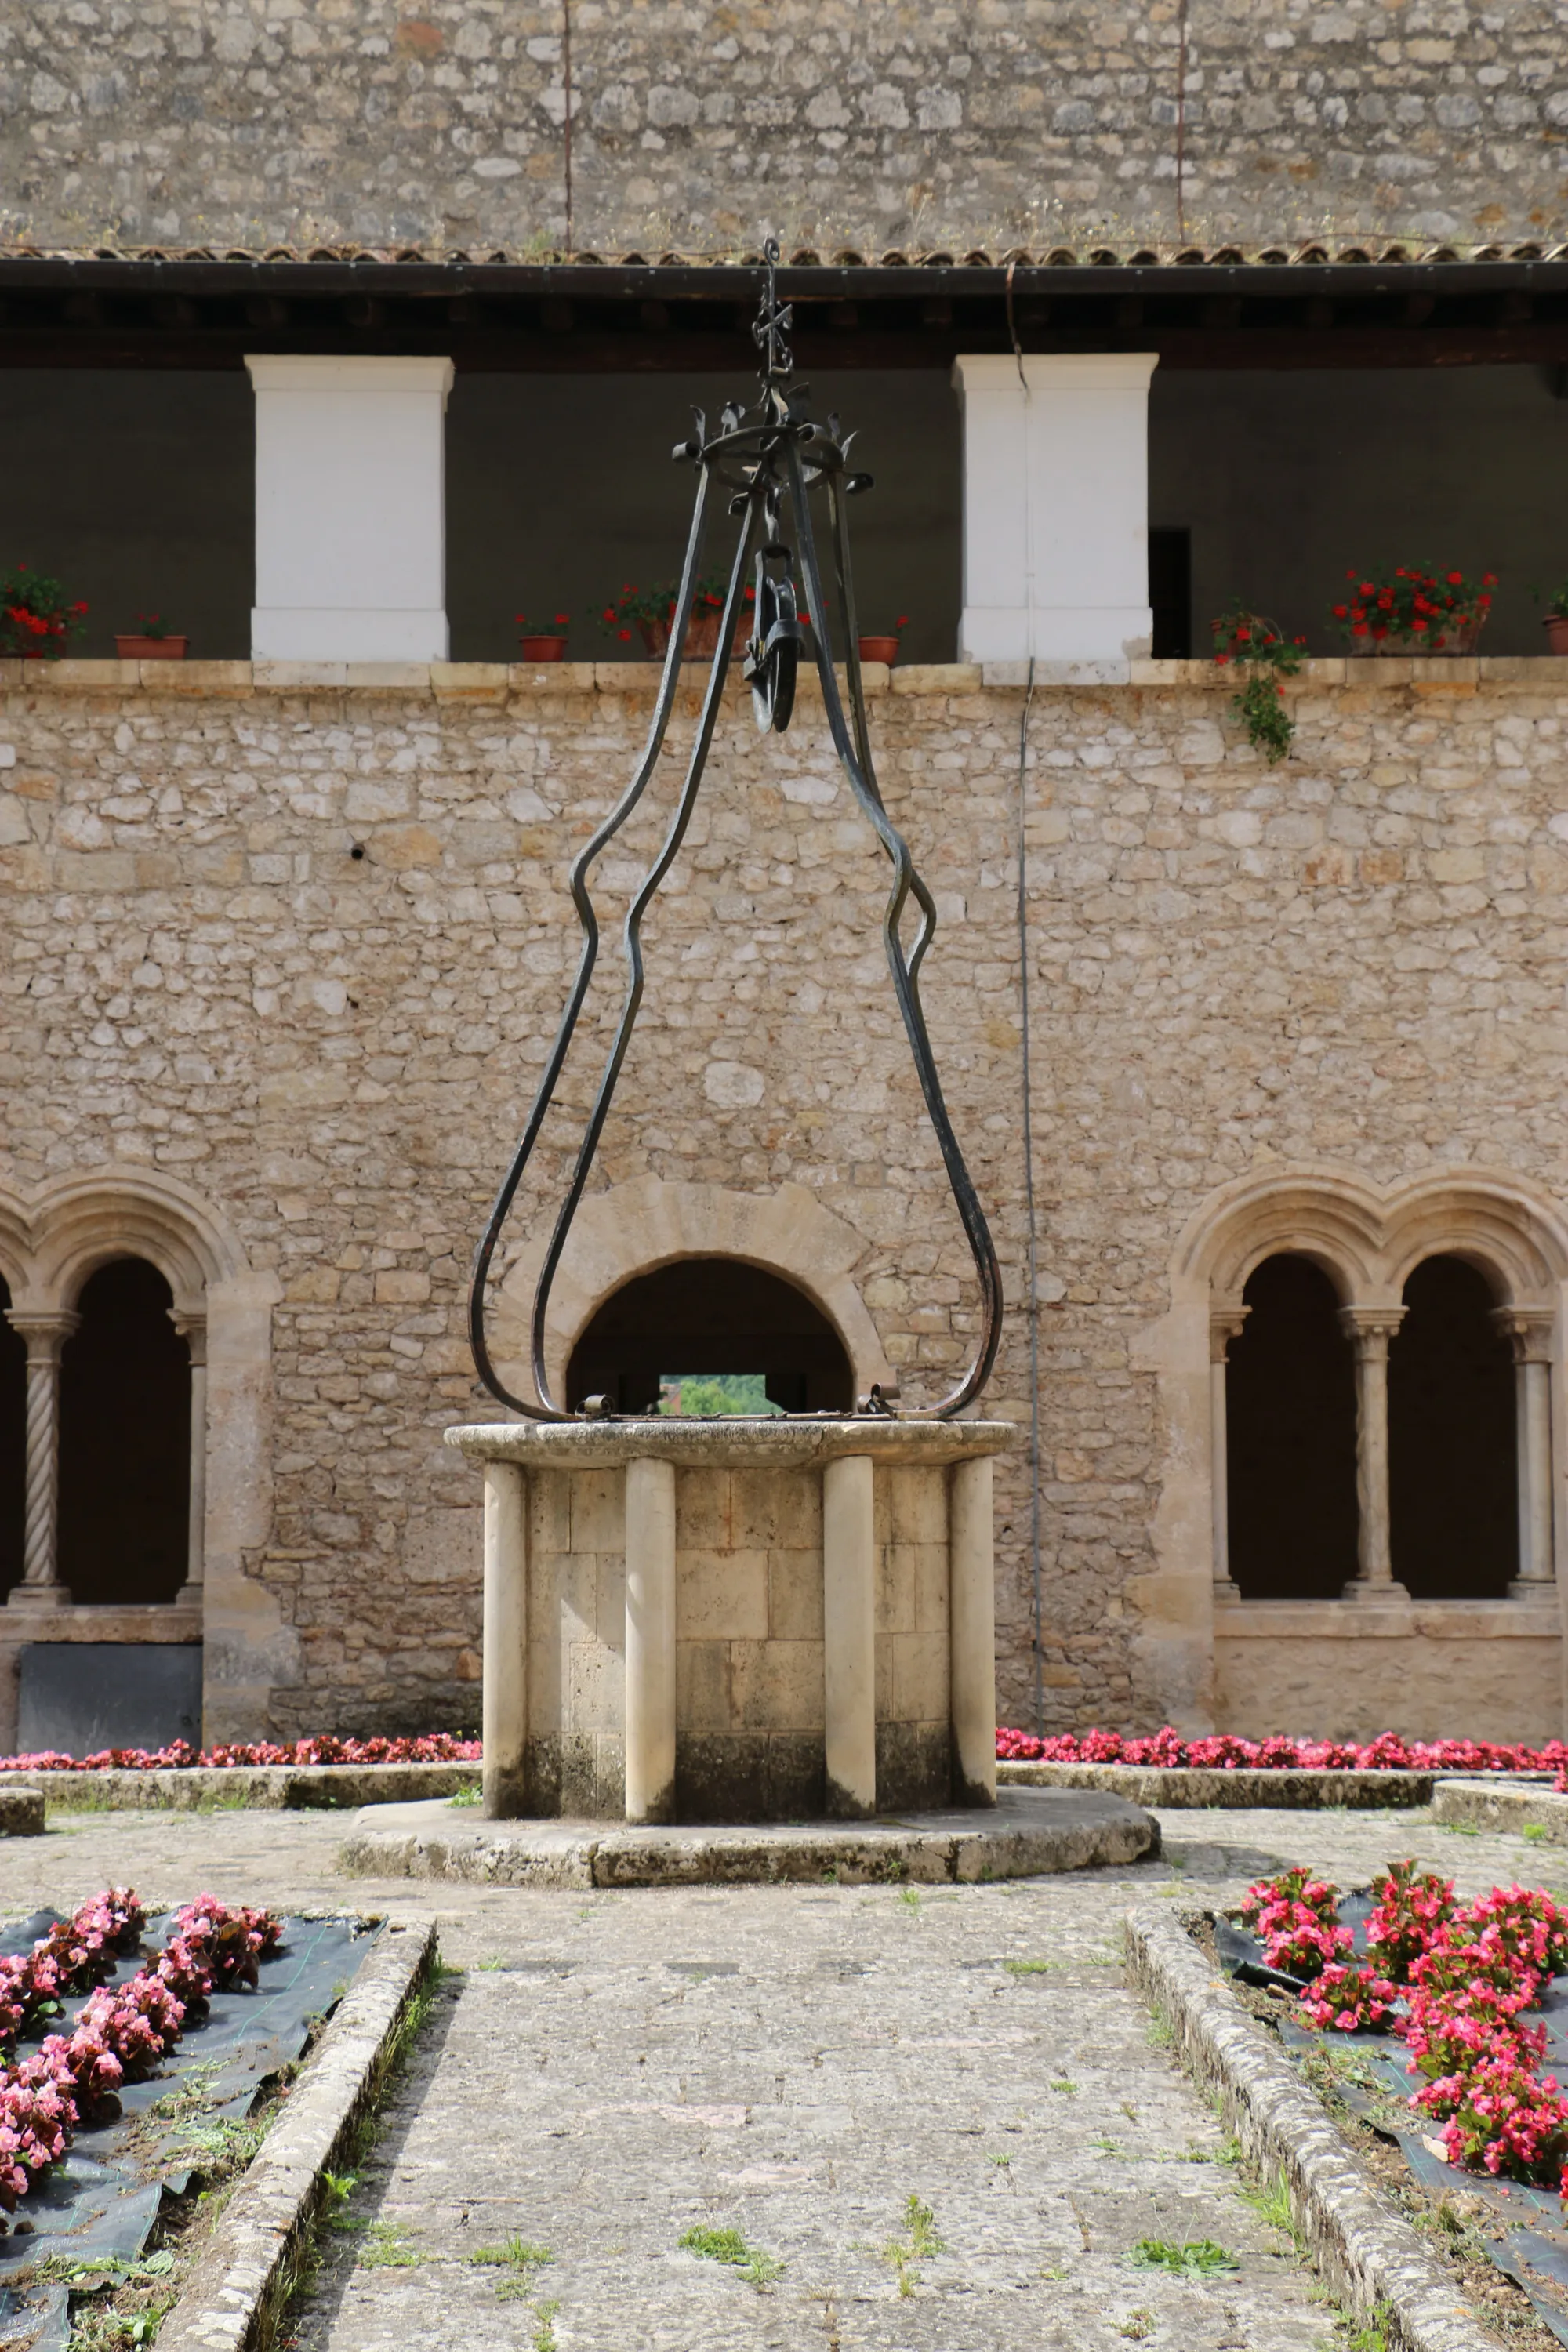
[339, 1784, 1158, 1886]
[1214, 1597, 1559, 1639]
[444, 1414, 1017, 1470]
[1430, 1777, 1568, 1842]
[997, 1760, 1434, 1808]
[157, 1918, 438, 2352]
[0, 1761, 478, 1811]
[1126, 1906, 1499, 2352]
[0, 655, 1562, 702]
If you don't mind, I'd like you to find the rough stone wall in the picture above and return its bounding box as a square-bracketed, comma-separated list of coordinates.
[2, 655, 1568, 1737]
[2, 0, 1563, 259]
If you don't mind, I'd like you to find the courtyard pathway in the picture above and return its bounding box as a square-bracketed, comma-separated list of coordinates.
[0, 1802, 1552, 2350]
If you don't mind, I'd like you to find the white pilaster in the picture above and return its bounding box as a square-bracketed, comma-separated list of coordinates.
[246, 355, 454, 662]
[952, 353, 1158, 672]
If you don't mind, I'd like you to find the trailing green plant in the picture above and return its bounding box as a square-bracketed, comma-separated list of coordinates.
[1210, 603, 1305, 764]
[1531, 581, 1568, 620]
[0, 564, 89, 660]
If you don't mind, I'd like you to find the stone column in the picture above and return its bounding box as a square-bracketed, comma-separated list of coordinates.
[949, 1454, 997, 1806]
[170, 1312, 207, 1600]
[951, 352, 1158, 669]
[1338, 1307, 1406, 1598]
[482, 1461, 529, 1818]
[1210, 1305, 1249, 1596]
[624, 1457, 677, 1825]
[1496, 1310, 1555, 1593]
[246, 355, 455, 662]
[4, 1311, 79, 1606]
[822, 1453, 877, 1818]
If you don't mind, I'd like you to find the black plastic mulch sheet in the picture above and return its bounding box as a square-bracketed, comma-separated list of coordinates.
[1218, 1909, 1568, 2347]
[0, 1911, 379, 2352]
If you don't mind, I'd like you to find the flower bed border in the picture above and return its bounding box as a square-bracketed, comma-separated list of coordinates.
[0, 1762, 478, 1813]
[998, 1761, 1438, 1809]
[1125, 1904, 1501, 2352]
[1432, 1783, 1568, 1845]
[157, 1918, 438, 2352]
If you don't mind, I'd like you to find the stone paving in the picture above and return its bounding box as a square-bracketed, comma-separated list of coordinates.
[2, 1800, 1557, 2350]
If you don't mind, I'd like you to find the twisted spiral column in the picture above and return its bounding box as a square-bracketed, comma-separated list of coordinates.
[5, 1311, 79, 1602]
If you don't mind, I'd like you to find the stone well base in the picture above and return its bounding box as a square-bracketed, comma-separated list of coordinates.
[444, 1417, 1016, 1826]
[338, 1784, 1159, 1888]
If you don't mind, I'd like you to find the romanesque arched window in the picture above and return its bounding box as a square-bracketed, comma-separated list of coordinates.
[1226, 1254, 1358, 1599]
[1180, 1169, 1566, 1605]
[57, 1257, 193, 1606]
[1388, 1255, 1518, 1599]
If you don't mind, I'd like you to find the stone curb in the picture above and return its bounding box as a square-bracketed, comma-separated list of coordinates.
[339, 1785, 1159, 1888]
[1124, 1905, 1498, 2352]
[0, 1762, 479, 1813]
[1430, 1777, 1568, 1841]
[998, 1762, 1435, 1809]
[0, 1787, 44, 1836]
[156, 1917, 439, 2352]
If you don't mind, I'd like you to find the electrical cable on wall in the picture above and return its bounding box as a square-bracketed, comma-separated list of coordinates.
[1016, 659, 1045, 1737]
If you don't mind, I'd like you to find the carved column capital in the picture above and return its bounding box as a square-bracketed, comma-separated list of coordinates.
[1491, 1306, 1555, 1367]
[169, 1310, 208, 1368]
[1337, 1305, 1405, 1361]
[3, 1308, 80, 1366]
[1209, 1304, 1249, 1363]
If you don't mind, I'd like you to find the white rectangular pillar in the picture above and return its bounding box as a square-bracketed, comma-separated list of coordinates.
[246, 355, 454, 662]
[482, 1461, 528, 1819]
[949, 1455, 997, 1806]
[822, 1454, 877, 1819]
[624, 1457, 677, 1825]
[952, 353, 1158, 670]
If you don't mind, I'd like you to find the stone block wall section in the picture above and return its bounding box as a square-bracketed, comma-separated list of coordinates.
[4, 655, 1568, 1740]
[1, 0, 1564, 256]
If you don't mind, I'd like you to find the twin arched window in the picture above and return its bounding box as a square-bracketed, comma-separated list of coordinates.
[1224, 1249, 1542, 1601]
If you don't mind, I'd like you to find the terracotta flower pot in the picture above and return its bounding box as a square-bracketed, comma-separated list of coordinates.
[517, 634, 568, 662]
[1545, 617, 1568, 656]
[114, 635, 187, 659]
[858, 634, 901, 666]
[637, 611, 751, 660]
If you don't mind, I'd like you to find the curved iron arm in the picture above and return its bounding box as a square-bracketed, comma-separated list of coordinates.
[469, 245, 1003, 1420]
[466, 457, 720, 1416]
[786, 437, 1004, 1415]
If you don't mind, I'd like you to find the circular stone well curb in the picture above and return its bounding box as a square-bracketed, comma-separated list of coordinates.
[338, 1784, 1158, 1889]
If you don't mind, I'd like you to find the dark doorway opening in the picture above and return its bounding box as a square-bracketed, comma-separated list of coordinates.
[58, 1258, 191, 1606]
[1149, 525, 1192, 658]
[566, 1259, 855, 1414]
[0, 1280, 24, 1599]
[1227, 1253, 1359, 1599]
[1388, 1255, 1516, 1599]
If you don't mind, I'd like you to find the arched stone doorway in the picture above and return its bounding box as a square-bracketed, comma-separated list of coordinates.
[57, 1257, 192, 1606]
[566, 1258, 855, 1414]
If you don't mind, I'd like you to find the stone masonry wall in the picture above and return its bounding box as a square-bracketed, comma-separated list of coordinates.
[2, 655, 1568, 1737]
[2, 0, 1564, 260]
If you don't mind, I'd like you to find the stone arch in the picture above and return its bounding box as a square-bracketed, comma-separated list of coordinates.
[1174, 1162, 1568, 1316]
[18, 1167, 252, 1319]
[492, 1177, 895, 1410]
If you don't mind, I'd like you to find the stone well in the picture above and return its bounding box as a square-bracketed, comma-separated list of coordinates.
[443, 1418, 1015, 1824]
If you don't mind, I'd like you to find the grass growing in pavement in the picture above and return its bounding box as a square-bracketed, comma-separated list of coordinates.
[678, 2224, 784, 2289]
[448, 1783, 483, 1808]
[1128, 2238, 1240, 2278]
[1240, 2169, 1298, 2243]
[474, 2238, 555, 2301]
[880, 2194, 944, 2297]
[1119, 2307, 1155, 2338]
[1003, 1957, 1053, 1977]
